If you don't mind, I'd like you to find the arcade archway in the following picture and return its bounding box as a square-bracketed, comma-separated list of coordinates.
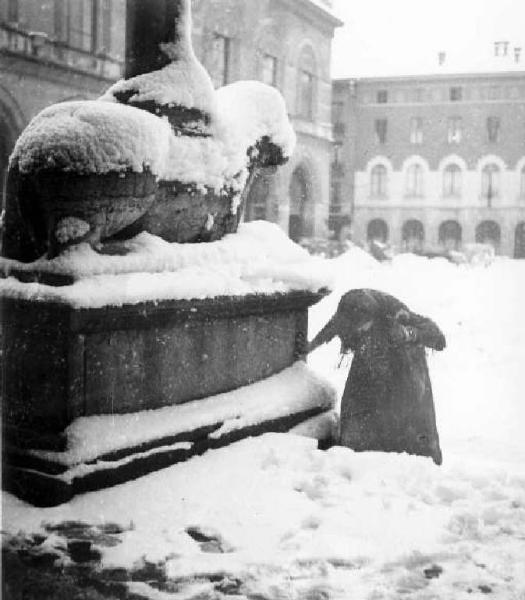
[367, 218, 389, 243]
[401, 219, 424, 252]
[439, 220, 462, 251]
[515, 222, 525, 259]
[476, 220, 501, 249]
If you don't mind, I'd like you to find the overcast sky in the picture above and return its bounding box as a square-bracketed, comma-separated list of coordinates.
[330, 0, 525, 78]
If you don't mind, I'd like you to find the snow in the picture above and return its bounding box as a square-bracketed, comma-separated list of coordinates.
[101, 0, 216, 114]
[215, 80, 297, 165]
[289, 410, 339, 441]
[31, 362, 336, 467]
[0, 222, 331, 307]
[101, 44, 217, 115]
[11, 83, 295, 193]
[11, 100, 173, 176]
[3, 248, 525, 598]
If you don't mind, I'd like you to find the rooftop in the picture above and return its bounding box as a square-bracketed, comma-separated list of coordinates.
[334, 43, 525, 81]
[294, 0, 343, 26]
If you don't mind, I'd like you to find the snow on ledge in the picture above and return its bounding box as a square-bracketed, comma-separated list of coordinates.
[11, 101, 173, 177]
[30, 362, 337, 467]
[0, 222, 333, 308]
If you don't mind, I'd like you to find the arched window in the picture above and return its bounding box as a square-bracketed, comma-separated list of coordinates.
[443, 164, 462, 197]
[402, 219, 424, 252]
[439, 220, 462, 250]
[367, 219, 389, 243]
[405, 164, 424, 197]
[481, 164, 500, 206]
[476, 220, 501, 248]
[256, 26, 280, 89]
[515, 222, 525, 258]
[297, 47, 316, 121]
[261, 53, 278, 87]
[370, 165, 388, 198]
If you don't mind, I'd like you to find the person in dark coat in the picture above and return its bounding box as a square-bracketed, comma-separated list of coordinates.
[308, 289, 446, 465]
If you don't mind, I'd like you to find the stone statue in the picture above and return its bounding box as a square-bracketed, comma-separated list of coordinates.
[2, 0, 295, 261]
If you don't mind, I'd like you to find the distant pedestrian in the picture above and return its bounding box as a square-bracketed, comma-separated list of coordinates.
[308, 289, 445, 465]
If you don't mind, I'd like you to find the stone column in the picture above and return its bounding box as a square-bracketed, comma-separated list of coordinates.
[125, 0, 183, 78]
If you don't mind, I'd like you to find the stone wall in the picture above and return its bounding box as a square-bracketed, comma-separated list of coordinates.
[191, 0, 340, 240]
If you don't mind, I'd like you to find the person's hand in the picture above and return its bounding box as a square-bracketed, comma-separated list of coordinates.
[390, 322, 418, 345]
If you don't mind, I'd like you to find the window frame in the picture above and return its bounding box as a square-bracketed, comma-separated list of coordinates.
[481, 163, 500, 205]
[261, 52, 278, 87]
[486, 116, 501, 143]
[298, 68, 315, 120]
[447, 116, 462, 144]
[377, 89, 388, 104]
[443, 164, 462, 198]
[370, 164, 388, 198]
[374, 118, 388, 144]
[409, 117, 423, 144]
[296, 47, 317, 121]
[405, 164, 424, 198]
[450, 86, 463, 101]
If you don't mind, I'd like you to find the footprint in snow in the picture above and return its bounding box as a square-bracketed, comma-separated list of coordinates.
[185, 526, 234, 553]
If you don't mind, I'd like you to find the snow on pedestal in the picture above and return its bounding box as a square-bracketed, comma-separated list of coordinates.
[0, 222, 326, 305]
[17, 363, 335, 491]
[1, 223, 335, 506]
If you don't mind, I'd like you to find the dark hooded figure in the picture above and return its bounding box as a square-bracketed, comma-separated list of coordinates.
[308, 289, 446, 465]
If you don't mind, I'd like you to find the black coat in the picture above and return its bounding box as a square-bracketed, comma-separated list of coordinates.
[309, 289, 445, 465]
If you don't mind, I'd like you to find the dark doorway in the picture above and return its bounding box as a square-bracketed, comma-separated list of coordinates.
[515, 222, 525, 259]
[439, 220, 462, 251]
[367, 218, 389, 243]
[402, 219, 424, 252]
[475, 220, 501, 249]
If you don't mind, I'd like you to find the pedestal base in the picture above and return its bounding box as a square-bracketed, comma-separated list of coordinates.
[2, 290, 333, 506]
[3, 363, 336, 506]
[4, 408, 337, 507]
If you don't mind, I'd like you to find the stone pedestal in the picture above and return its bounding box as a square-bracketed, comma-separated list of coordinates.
[2, 289, 332, 506]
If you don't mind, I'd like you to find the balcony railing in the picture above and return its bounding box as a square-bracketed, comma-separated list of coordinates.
[0, 22, 123, 80]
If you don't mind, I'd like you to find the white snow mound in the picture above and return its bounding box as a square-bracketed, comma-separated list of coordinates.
[0, 222, 333, 307]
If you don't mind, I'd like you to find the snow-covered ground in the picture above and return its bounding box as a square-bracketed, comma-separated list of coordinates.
[4, 246, 525, 599]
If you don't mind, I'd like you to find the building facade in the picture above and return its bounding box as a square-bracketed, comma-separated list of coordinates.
[192, 0, 341, 241]
[332, 67, 525, 257]
[1, 0, 341, 242]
